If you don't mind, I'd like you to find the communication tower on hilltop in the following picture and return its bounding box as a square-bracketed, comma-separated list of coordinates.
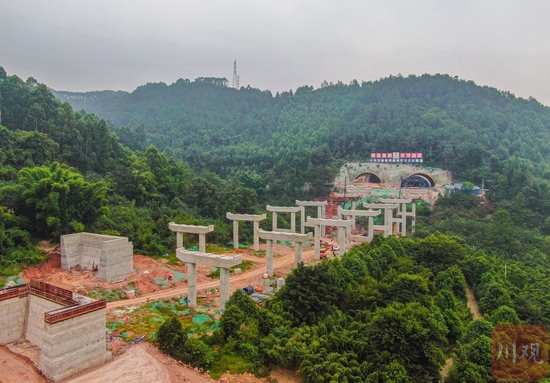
[232, 59, 240, 89]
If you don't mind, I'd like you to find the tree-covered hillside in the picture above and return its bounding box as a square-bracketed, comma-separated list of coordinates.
[54, 74, 550, 180]
[54, 74, 550, 233]
[0, 68, 261, 270]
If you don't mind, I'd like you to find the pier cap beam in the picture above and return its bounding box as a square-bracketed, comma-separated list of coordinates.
[266, 206, 302, 213]
[379, 198, 413, 204]
[169, 222, 214, 234]
[362, 203, 399, 210]
[295, 200, 328, 207]
[226, 213, 266, 222]
[306, 217, 354, 227]
[176, 249, 242, 268]
[337, 207, 382, 217]
[258, 230, 312, 242]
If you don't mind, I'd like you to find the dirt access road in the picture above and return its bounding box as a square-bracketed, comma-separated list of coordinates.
[106, 243, 322, 312]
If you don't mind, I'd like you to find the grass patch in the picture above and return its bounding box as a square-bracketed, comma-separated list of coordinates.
[160, 253, 180, 266]
[108, 298, 219, 343]
[88, 288, 127, 302]
[208, 260, 254, 279]
[0, 264, 23, 277]
[209, 352, 255, 379]
[108, 310, 170, 342]
[206, 244, 232, 254]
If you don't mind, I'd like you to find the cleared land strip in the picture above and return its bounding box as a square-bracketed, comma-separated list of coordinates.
[106, 248, 309, 311]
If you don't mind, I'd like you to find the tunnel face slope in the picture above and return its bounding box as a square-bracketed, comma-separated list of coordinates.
[336, 163, 451, 188]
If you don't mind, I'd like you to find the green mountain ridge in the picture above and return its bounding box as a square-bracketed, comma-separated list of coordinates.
[52, 74, 550, 180]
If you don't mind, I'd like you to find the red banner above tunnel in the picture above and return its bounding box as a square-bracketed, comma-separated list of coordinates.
[369, 152, 423, 163]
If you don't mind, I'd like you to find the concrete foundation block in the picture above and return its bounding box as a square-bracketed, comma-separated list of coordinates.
[61, 233, 134, 282]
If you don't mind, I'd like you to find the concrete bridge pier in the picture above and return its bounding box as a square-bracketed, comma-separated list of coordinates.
[186, 262, 197, 306]
[226, 213, 266, 251]
[220, 268, 230, 306]
[177, 249, 242, 309]
[295, 242, 303, 265]
[169, 223, 214, 253]
[258, 230, 312, 275]
[266, 239, 274, 277]
[296, 201, 328, 235]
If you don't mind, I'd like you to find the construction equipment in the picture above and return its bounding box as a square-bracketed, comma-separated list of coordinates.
[320, 244, 336, 259]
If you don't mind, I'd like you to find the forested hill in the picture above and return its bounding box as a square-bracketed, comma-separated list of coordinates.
[53, 74, 550, 182]
[52, 75, 550, 229]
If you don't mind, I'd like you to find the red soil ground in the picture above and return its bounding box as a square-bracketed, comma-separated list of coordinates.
[7, 240, 336, 382]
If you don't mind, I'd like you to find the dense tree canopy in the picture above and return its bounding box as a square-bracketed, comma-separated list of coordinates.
[0, 162, 108, 238]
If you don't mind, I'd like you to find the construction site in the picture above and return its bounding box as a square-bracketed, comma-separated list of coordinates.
[0, 240, 315, 383]
[0, 163, 446, 382]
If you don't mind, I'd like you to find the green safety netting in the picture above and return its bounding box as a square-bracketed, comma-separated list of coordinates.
[5, 275, 25, 286]
[149, 300, 192, 317]
[173, 272, 186, 281]
[159, 265, 187, 280]
[192, 314, 211, 326]
[106, 321, 123, 332]
[227, 242, 251, 249]
[149, 301, 178, 314]
[371, 189, 399, 197]
[154, 277, 168, 288]
[207, 320, 220, 332]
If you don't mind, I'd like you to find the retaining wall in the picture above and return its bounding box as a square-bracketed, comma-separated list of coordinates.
[25, 294, 65, 348]
[0, 286, 29, 343]
[39, 301, 110, 382]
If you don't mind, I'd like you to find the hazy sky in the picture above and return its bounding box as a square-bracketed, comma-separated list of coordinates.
[1, 1, 550, 105]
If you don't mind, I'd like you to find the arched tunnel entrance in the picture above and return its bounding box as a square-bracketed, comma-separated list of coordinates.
[354, 172, 383, 184]
[401, 173, 435, 188]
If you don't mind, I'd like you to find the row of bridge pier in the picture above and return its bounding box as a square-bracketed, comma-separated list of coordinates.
[168, 198, 416, 309]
